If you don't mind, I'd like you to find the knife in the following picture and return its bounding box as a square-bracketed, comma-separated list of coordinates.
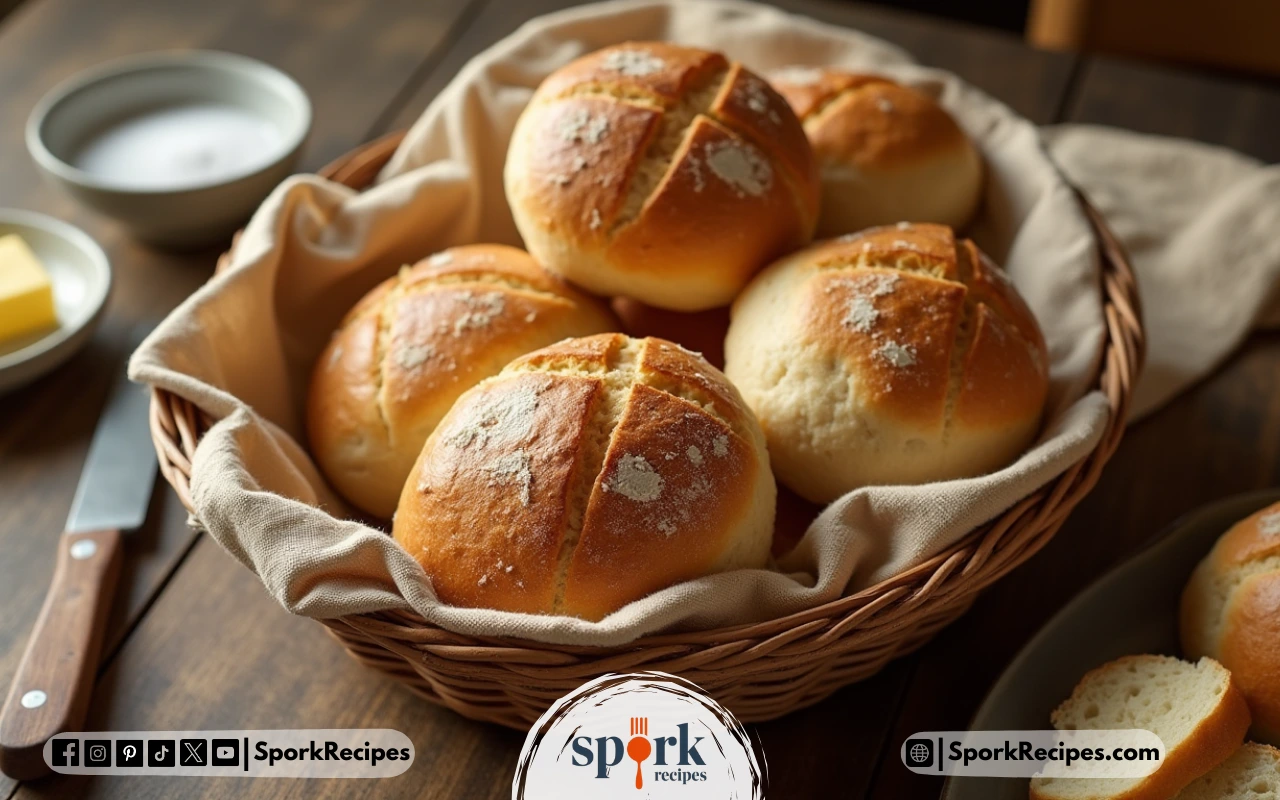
[0, 334, 157, 780]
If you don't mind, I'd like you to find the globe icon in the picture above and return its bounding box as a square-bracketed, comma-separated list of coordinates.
[910, 743, 930, 763]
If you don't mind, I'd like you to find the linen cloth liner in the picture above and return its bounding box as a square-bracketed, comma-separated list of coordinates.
[129, 0, 1274, 647]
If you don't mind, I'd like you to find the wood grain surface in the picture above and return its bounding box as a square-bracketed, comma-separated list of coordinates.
[0, 0, 1275, 799]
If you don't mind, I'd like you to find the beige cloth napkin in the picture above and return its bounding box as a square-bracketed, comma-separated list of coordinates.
[131, 0, 1158, 647]
[1044, 125, 1280, 419]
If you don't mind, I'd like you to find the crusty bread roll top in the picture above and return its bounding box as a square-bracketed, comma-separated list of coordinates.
[505, 42, 820, 311]
[307, 245, 617, 518]
[725, 223, 1048, 503]
[1182, 501, 1280, 745]
[394, 333, 776, 621]
[770, 67, 983, 236]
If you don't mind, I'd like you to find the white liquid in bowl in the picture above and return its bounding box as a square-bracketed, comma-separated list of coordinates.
[71, 103, 283, 190]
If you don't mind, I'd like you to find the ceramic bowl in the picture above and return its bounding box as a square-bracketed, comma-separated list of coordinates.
[26, 50, 311, 248]
[0, 209, 111, 394]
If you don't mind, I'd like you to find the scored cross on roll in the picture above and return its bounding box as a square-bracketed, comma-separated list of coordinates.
[393, 333, 776, 621]
[504, 42, 821, 311]
[725, 222, 1049, 504]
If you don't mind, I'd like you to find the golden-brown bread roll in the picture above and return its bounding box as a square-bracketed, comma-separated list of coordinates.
[504, 42, 821, 311]
[1181, 500, 1280, 745]
[724, 223, 1048, 504]
[307, 245, 618, 518]
[770, 68, 983, 237]
[393, 333, 776, 621]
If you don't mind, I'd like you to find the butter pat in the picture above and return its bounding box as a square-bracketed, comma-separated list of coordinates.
[0, 235, 57, 344]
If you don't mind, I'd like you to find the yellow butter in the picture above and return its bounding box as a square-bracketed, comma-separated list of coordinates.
[0, 234, 57, 345]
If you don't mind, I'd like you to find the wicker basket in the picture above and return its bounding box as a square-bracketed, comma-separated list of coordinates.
[149, 131, 1144, 730]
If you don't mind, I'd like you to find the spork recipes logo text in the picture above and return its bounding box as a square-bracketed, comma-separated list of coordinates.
[570, 716, 708, 787]
[513, 672, 765, 799]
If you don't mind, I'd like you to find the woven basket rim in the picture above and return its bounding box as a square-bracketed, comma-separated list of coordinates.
[147, 130, 1145, 656]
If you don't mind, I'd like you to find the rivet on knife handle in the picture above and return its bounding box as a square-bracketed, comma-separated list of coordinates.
[0, 528, 122, 780]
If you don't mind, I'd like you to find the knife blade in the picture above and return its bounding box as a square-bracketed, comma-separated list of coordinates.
[66, 358, 157, 533]
[0, 326, 157, 781]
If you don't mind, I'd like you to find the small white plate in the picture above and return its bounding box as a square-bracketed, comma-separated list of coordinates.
[0, 209, 111, 394]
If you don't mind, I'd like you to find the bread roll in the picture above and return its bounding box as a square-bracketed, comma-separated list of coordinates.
[1181, 501, 1280, 745]
[505, 42, 820, 311]
[1030, 655, 1251, 800]
[770, 67, 982, 237]
[393, 333, 775, 621]
[724, 223, 1047, 503]
[307, 245, 617, 518]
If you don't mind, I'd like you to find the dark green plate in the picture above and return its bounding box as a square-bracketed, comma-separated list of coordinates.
[941, 489, 1280, 800]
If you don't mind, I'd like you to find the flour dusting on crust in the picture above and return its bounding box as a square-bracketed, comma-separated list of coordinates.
[843, 297, 879, 333]
[704, 140, 772, 197]
[1260, 510, 1280, 537]
[601, 48, 665, 77]
[484, 449, 533, 506]
[558, 108, 610, 145]
[445, 380, 545, 449]
[603, 453, 664, 502]
[712, 435, 729, 458]
[452, 291, 506, 336]
[738, 76, 781, 124]
[875, 340, 917, 368]
[395, 342, 434, 370]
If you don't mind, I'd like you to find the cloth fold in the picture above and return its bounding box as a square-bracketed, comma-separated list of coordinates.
[1044, 125, 1280, 419]
[128, 0, 1277, 646]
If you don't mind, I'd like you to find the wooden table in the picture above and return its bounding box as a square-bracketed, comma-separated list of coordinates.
[0, 1, 1276, 798]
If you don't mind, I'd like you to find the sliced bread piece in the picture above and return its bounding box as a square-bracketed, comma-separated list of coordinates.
[1175, 743, 1279, 799]
[1030, 655, 1251, 800]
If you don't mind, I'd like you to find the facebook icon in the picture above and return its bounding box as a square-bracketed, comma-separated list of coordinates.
[51, 738, 79, 767]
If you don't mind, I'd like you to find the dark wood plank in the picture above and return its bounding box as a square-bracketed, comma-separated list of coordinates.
[1068, 55, 1280, 162]
[379, 0, 1076, 138]
[0, 0, 475, 794]
[869, 57, 1280, 800]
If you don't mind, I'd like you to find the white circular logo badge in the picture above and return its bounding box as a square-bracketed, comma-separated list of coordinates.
[513, 672, 766, 799]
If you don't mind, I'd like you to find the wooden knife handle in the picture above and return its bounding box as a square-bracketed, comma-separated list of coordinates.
[0, 529, 122, 780]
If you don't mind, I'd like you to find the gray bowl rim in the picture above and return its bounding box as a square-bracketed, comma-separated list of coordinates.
[0, 207, 112, 371]
[25, 49, 312, 196]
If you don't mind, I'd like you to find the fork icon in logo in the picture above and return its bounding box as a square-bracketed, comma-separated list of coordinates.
[627, 717, 652, 790]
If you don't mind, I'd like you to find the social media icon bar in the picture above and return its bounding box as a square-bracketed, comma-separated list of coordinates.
[148, 739, 176, 768]
[180, 739, 207, 767]
[44, 729, 414, 777]
[116, 739, 144, 767]
[85, 739, 112, 767]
